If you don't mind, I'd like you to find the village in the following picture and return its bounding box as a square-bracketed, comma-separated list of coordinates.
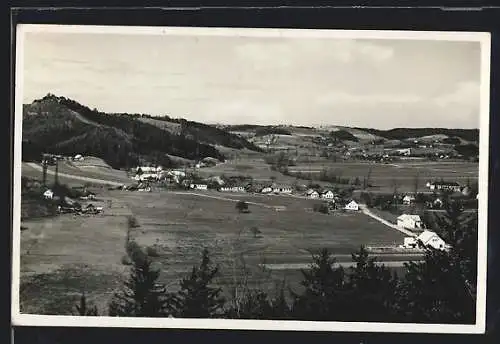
[33, 150, 479, 255]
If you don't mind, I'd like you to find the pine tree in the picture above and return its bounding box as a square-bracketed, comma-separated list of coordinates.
[395, 206, 478, 324]
[291, 249, 347, 321]
[173, 248, 225, 318]
[108, 243, 172, 317]
[344, 246, 399, 322]
[74, 292, 99, 316]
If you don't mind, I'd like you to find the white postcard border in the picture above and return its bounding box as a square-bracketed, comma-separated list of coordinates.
[11, 24, 492, 334]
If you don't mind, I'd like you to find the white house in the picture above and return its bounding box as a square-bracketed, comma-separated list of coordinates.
[135, 173, 160, 181]
[397, 214, 423, 230]
[273, 185, 293, 194]
[43, 189, 54, 200]
[321, 190, 335, 199]
[417, 230, 450, 251]
[220, 186, 246, 193]
[261, 186, 273, 194]
[74, 154, 84, 161]
[402, 194, 416, 205]
[306, 189, 319, 199]
[402, 237, 418, 249]
[190, 183, 208, 190]
[428, 181, 461, 192]
[344, 200, 359, 211]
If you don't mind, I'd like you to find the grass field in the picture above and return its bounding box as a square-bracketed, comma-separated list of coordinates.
[19, 154, 475, 315]
[19, 187, 410, 314]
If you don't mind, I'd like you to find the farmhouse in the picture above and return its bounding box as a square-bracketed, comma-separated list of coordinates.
[397, 214, 423, 230]
[344, 200, 359, 211]
[73, 154, 84, 161]
[190, 183, 208, 191]
[417, 230, 450, 251]
[136, 166, 163, 173]
[260, 186, 273, 194]
[272, 184, 293, 194]
[43, 189, 54, 200]
[220, 186, 246, 193]
[321, 190, 335, 199]
[428, 181, 461, 192]
[135, 173, 160, 182]
[401, 237, 418, 249]
[306, 189, 319, 199]
[80, 192, 96, 201]
[402, 194, 416, 205]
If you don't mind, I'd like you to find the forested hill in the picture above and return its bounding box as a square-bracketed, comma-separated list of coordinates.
[21, 94, 262, 169]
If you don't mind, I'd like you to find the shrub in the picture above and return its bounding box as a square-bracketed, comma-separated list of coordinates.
[146, 246, 160, 257]
[236, 201, 250, 213]
[127, 215, 140, 228]
[121, 255, 132, 265]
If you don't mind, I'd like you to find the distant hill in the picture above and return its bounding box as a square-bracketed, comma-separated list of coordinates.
[352, 127, 479, 143]
[22, 94, 262, 169]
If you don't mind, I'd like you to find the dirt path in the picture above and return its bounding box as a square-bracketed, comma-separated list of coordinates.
[170, 191, 284, 210]
[68, 109, 103, 127]
[25, 162, 125, 187]
[359, 204, 416, 237]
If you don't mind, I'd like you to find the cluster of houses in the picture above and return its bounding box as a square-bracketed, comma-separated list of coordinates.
[401, 230, 451, 252]
[426, 180, 462, 193]
[42, 187, 103, 215]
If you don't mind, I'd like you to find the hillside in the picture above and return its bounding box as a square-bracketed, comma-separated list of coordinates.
[22, 94, 262, 169]
[137, 116, 264, 151]
[352, 127, 479, 143]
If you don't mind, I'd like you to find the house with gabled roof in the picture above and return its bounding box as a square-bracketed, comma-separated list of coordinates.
[417, 230, 450, 251]
[397, 214, 423, 230]
[344, 200, 359, 211]
[306, 189, 319, 199]
[321, 190, 335, 199]
[402, 194, 416, 205]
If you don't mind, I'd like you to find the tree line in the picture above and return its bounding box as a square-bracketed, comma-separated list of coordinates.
[76, 203, 477, 324]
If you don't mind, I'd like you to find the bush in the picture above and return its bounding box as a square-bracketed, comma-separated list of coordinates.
[121, 255, 132, 265]
[146, 246, 160, 257]
[313, 203, 329, 214]
[236, 201, 250, 213]
[127, 215, 140, 228]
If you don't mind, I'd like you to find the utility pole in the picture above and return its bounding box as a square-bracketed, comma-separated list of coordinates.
[42, 158, 48, 186]
[54, 157, 59, 185]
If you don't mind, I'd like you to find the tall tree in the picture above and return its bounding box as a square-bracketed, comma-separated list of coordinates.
[344, 246, 399, 322]
[74, 292, 99, 316]
[173, 248, 225, 318]
[291, 249, 347, 321]
[396, 205, 478, 324]
[108, 243, 172, 317]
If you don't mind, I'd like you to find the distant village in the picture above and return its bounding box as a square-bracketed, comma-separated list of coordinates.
[34, 153, 478, 255]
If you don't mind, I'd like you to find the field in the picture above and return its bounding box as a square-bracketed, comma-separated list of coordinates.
[197, 157, 478, 193]
[18, 153, 477, 315]
[19, 186, 411, 315]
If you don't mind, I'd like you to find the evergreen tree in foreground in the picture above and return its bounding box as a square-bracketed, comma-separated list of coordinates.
[172, 248, 225, 318]
[291, 248, 347, 321]
[396, 203, 478, 324]
[108, 242, 173, 317]
[74, 292, 99, 316]
[343, 246, 399, 322]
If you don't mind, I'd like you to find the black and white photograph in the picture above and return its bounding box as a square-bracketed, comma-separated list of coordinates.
[12, 24, 491, 333]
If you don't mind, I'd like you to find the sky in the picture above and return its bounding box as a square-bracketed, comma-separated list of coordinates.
[21, 30, 483, 129]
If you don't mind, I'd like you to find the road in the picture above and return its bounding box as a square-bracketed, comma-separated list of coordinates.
[260, 260, 421, 270]
[25, 162, 125, 187]
[359, 204, 416, 237]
